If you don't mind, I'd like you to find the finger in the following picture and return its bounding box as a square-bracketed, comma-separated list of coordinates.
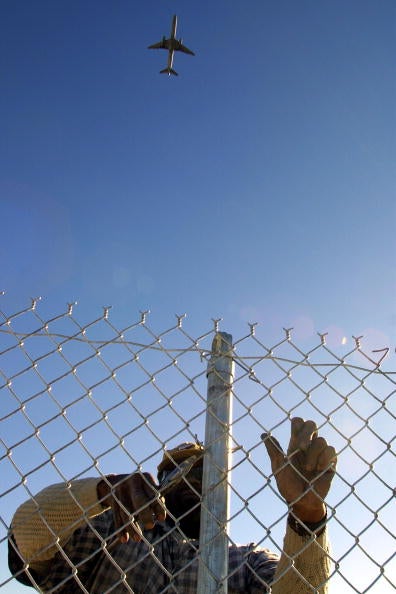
[111, 498, 143, 543]
[291, 417, 305, 435]
[261, 432, 286, 472]
[303, 436, 328, 472]
[129, 521, 143, 542]
[130, 473, 165, 529]
[121, 521, 143, 544]
[295, 420, 318, 452]
[288, 417, 305, 453]
[139, 473, 166, 524]
[129, 474, 155, 529]
[317, 445, 337, 473]
[313, 446, 337, 499]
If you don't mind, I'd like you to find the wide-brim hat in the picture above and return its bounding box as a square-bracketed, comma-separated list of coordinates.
[157, 442, 204, 476]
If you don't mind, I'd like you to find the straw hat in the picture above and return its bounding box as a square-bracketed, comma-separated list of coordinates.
[157, 442, 204, 476]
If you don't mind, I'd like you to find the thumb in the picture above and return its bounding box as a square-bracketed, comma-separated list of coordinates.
[261, 433, 286, 472]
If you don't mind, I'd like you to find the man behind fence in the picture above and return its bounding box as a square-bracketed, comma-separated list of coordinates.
[9, 417, 336, 593]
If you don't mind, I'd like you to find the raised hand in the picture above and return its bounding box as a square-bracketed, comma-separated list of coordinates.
[262, 418, 337, 522]
[97, 473, 166, 543]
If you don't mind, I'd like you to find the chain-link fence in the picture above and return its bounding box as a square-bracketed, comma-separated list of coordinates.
[1, 299, 395, 593]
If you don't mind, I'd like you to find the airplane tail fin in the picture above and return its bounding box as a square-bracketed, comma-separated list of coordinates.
[160, 67, 178, 76]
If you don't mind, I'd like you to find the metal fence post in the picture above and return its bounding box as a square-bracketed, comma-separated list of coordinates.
[197, 332, 234, 594]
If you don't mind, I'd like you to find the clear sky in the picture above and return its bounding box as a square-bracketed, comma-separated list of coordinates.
[1, 0, 395, 348]
[1, 1, 395, 592]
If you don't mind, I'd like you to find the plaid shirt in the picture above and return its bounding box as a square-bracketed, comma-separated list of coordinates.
[36, 511, 278, 593]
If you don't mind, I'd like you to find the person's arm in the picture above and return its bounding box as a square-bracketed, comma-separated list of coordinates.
[271, 521, 331, 593]
[11, 478, 105, 564]
[262, 418, 337, 593]
[12, 473, 166, 566]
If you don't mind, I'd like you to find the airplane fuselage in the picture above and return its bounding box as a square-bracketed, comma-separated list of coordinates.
[168, 16, 177, 71]
[171, 15, 177, 39]
[167, 49, 174, 71]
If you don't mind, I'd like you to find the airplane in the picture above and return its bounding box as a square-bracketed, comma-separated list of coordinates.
[148, 15, 194, 76]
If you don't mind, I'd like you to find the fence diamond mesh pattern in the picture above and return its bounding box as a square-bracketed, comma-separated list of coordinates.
[1, 299, 395, 593]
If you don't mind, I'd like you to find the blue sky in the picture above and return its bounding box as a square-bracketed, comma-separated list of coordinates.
[1, 0, 395, 349]
[1, 1, 395, 592]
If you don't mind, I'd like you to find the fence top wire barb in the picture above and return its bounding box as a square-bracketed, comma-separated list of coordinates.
[1, 326, 395, 377]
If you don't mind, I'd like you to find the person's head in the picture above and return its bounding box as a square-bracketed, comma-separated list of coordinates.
[157, 442, 204, 539]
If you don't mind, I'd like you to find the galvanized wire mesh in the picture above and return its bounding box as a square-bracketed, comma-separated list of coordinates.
[1, 298, 395, 593]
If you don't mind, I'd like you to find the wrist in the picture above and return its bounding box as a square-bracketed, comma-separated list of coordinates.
[288, 509, 327, 538]
[291, 502, 326, 523]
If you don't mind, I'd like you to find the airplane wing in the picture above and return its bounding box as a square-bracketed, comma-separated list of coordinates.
[147, 39, 170, 50]
[175, 42, 195, 56]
